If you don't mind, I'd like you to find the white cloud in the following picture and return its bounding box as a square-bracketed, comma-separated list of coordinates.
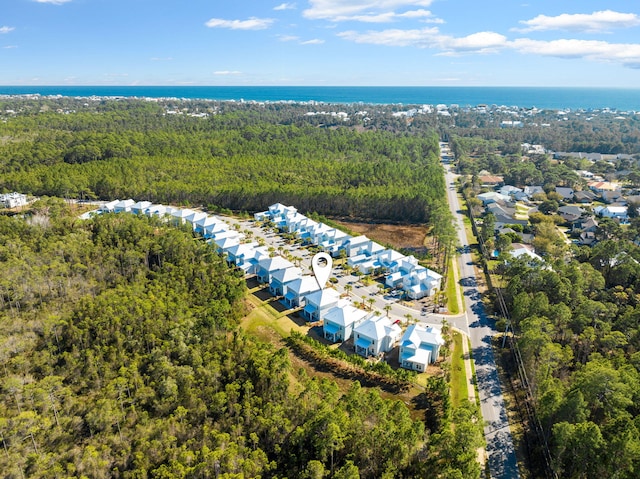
[274, 2, 296, 10]
[301, 38, 325, 44]
[150, 57, 173, 61]
[516, 10, 640, 33]
[3, 45, 17, 49]
[338, 27, 506, 53]
[277, 34, 300, 42]
[0, 26, 15, 34]
[205, 17, 274, 30]
[304, 0, 434, 21]
[338, 27, 436, 47]
[438, 31, 508, 54]
[339, 9, 440, 23]
[511, 38, 640, 68]
[214, 71, 242, 75]
[33, 0, 72, 4]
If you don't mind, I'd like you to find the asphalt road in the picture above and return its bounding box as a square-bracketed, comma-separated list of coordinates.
[443, 155, 521, 479]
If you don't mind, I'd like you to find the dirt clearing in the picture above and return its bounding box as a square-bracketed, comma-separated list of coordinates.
[332, 220, 428, 252]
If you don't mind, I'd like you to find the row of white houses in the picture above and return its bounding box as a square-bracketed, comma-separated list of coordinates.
[0, 192, 27, 209]
[256, 203, 443, 300]
[98, 199, 444, 369]
[255, 203, 444, 368]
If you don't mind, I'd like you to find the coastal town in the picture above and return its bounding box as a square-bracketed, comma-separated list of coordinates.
[1, 94, 640, 479]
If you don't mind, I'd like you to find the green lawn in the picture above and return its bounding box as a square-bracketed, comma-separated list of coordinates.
[468, 337, 479, 405]
[450, 331, 468, 408]
[446, 256, 462, 315]
[241, 293, 307, 340]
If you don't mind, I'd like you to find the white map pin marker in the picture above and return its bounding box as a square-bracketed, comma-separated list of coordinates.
[311, 252, 333, 290]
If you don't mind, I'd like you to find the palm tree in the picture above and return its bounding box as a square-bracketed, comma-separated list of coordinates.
[383, 304, 392, 316]
[367, 297, 375, 311]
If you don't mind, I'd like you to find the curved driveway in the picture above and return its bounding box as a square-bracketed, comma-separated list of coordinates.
[443, 158, 521, 479]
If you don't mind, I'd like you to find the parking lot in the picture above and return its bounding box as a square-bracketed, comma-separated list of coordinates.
[224, 216, 445, 328]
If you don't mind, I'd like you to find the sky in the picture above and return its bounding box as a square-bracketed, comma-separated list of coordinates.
[1, 0, 640, 87]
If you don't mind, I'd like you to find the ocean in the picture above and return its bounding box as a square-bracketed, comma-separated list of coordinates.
[1, 85, 639, 111]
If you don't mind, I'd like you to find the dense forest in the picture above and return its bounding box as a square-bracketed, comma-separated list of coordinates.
[0, 201, 483, 478]
[447, 108, 640, 156]
[500, 238, 640, 478]
[4, 95, 640, 477]
[0, 99, 445, 224]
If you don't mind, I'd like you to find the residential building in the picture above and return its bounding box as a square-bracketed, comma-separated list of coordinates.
[573, 191, 597, 204]
[131, 200, 152, 214]
[477, 191, 511, 206]
[282, 276, 321, 308]
[269, 266, 303, 296]
[523, 186, 544, 198]
[558, 205, 584, 223]
[114, 199, 136, 213]
[353, 316, 402, 357]
[399, 324, 445, 371]
[342, 235, 371, 257]
[256, 256, 295, 284]
[99, 199, 119, 213]
[302, 288, 341, 322]
[555, 187, 575, 202]
[0, 192, 27, 208]
[510, 243, 544, 262]
[323, 303, 369, 343]
[596, 205, 628, 222]
[225, 242, 268, 274]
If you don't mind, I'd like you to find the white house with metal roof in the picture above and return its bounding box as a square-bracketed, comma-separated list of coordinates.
[131, 200, 152, 214]
[256, 256, 295, 284]
[399, 324, 444, 371]
[114, 199, 136, 213]
[302, 288, 341, 322]
[353, 316, 402, 357]
[323, 304, 369, 343]
[282, 276, 321, 308]
[225, 242, 268, 274]
[269, 266, 303, 296]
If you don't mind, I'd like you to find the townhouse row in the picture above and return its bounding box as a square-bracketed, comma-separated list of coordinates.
[98, 199, 444, 370]
[255, 203, 444, 370]
[256, 203, 443, 300]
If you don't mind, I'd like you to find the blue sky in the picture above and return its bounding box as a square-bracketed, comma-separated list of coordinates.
[1, 0, 640, 86]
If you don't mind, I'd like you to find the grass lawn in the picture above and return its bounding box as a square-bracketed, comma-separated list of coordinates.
[468, 337, 479, 405]
[446, 255, 461, 315]
[241, 293, 307, 341]
[514, 202, 530, 220]
[450, 331, 468, 408]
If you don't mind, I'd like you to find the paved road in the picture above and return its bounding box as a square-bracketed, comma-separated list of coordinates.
[442, 149, 520, 479]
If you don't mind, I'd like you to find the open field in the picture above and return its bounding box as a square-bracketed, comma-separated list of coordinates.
[332, 219, 428, 252]
[450, 332, 468, 408]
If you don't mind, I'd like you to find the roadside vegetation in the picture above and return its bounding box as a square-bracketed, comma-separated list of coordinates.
[456, 133, 640, 478]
